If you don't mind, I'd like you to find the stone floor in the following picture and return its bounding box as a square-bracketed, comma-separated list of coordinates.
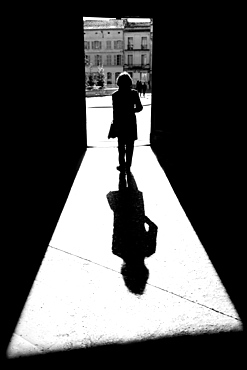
[6, 146, 243, 359]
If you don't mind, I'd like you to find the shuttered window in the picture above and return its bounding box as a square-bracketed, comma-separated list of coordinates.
[106, 41, 111, 49]
[141, 54, 147, 66]
[127, 37, 133, 50]
[114, 40, 123, 49]
[106, 55, 112, 66]
[141, 37, 148, 49]
[128, 54, 133, 66]
[85, 55, 90, 65]
[95, 55, 102, 66]
[92, 41, 102, 49]
[114, 55, 123, 66]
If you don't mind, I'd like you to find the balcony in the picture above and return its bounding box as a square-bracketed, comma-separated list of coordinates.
[126, 45, 149, 51]
[123, 64, 150, 70]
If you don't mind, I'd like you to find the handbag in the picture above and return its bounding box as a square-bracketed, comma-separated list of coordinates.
[108, 121, 118, 139]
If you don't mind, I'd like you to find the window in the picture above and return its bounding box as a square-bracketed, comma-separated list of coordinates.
[106, 55, 112, 66]
[114, 55, 123, 66]
[106, 40, 111, 49]
[95, 55, 102, 66]
[141, 37, 148, 49]
[114, 40, 123, 49]
[127, 37, 133, 50]
[85, 55, 90, 65]
[107, 72, 112, 81]
[141, 54, 147, 66]
[128, 54, 133, 66]
[84, 41, 90, 50]
[140, 72, 148, 81]
[115, 72, 121, 82]
[92, 41, 102, 49]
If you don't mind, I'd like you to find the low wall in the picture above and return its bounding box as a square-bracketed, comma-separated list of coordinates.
[86, 88, 118, 97]
[85, 87, 152, 97]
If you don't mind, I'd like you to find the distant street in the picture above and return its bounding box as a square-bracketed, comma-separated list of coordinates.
[86, 93, 152, 147]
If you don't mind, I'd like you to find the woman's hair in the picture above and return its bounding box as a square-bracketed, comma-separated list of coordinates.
[116, 72, 133, 88]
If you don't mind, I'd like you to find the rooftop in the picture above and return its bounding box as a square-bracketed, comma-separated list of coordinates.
[84, 19, 124, 30]
[126, 21, 151, 27]
[83, 19, 151, 30]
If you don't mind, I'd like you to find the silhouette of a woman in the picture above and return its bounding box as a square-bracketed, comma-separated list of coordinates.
[112, 72, 143, 172]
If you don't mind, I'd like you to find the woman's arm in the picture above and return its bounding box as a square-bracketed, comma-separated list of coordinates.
[112, 93, 119, 122]
[112, 95, 116, 121]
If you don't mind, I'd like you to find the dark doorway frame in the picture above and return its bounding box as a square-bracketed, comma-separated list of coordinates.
[5, 11, 245, 363]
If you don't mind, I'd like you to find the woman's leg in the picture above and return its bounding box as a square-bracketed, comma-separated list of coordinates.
[126, 140, 134, 170]
[118, 138, 126, 169]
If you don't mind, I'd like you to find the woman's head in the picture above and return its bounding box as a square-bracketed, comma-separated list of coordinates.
[116, 72, 133, 89]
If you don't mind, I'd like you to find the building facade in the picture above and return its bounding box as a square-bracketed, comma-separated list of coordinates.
[150, 18, 153, 88]
[123, 19, 151, 87]
[84, 19, 152, 88]
[84, 19, 124, 86]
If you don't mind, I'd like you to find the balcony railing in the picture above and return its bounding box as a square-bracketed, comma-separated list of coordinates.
[126, 45, 149, 50]
[123, 64, 150, 70]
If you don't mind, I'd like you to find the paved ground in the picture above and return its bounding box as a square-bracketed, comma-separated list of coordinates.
[6, 143, 243, 359]
[86, 94, 152, 147]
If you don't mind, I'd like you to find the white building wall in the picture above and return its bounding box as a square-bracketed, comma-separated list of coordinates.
[84, 27, 124, 86]
[123, 29, 151, 85]
[84, 21, 151, 87]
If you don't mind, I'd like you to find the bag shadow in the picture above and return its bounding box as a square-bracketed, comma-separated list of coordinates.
[106, 171, 158, 295]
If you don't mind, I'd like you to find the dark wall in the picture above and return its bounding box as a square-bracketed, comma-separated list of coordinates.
[151, 12, 245, 325]
[4, 9, 244, 360]
[4, 12, 87, 353]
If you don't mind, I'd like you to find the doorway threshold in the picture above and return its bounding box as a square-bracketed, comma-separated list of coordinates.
[87, 140, 150, 148]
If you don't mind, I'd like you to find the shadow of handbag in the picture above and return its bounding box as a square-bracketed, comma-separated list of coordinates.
[144, 216, 158, 257]
[108, 121, 118, 139]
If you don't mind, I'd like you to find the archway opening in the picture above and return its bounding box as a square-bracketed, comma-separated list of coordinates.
[83, 16, 153, 148]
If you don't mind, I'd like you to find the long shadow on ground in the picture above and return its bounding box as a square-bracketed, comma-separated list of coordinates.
[107, 171, 158, 295]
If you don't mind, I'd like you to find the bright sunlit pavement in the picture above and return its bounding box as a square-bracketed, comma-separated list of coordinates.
[7, 145, 243, 358]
